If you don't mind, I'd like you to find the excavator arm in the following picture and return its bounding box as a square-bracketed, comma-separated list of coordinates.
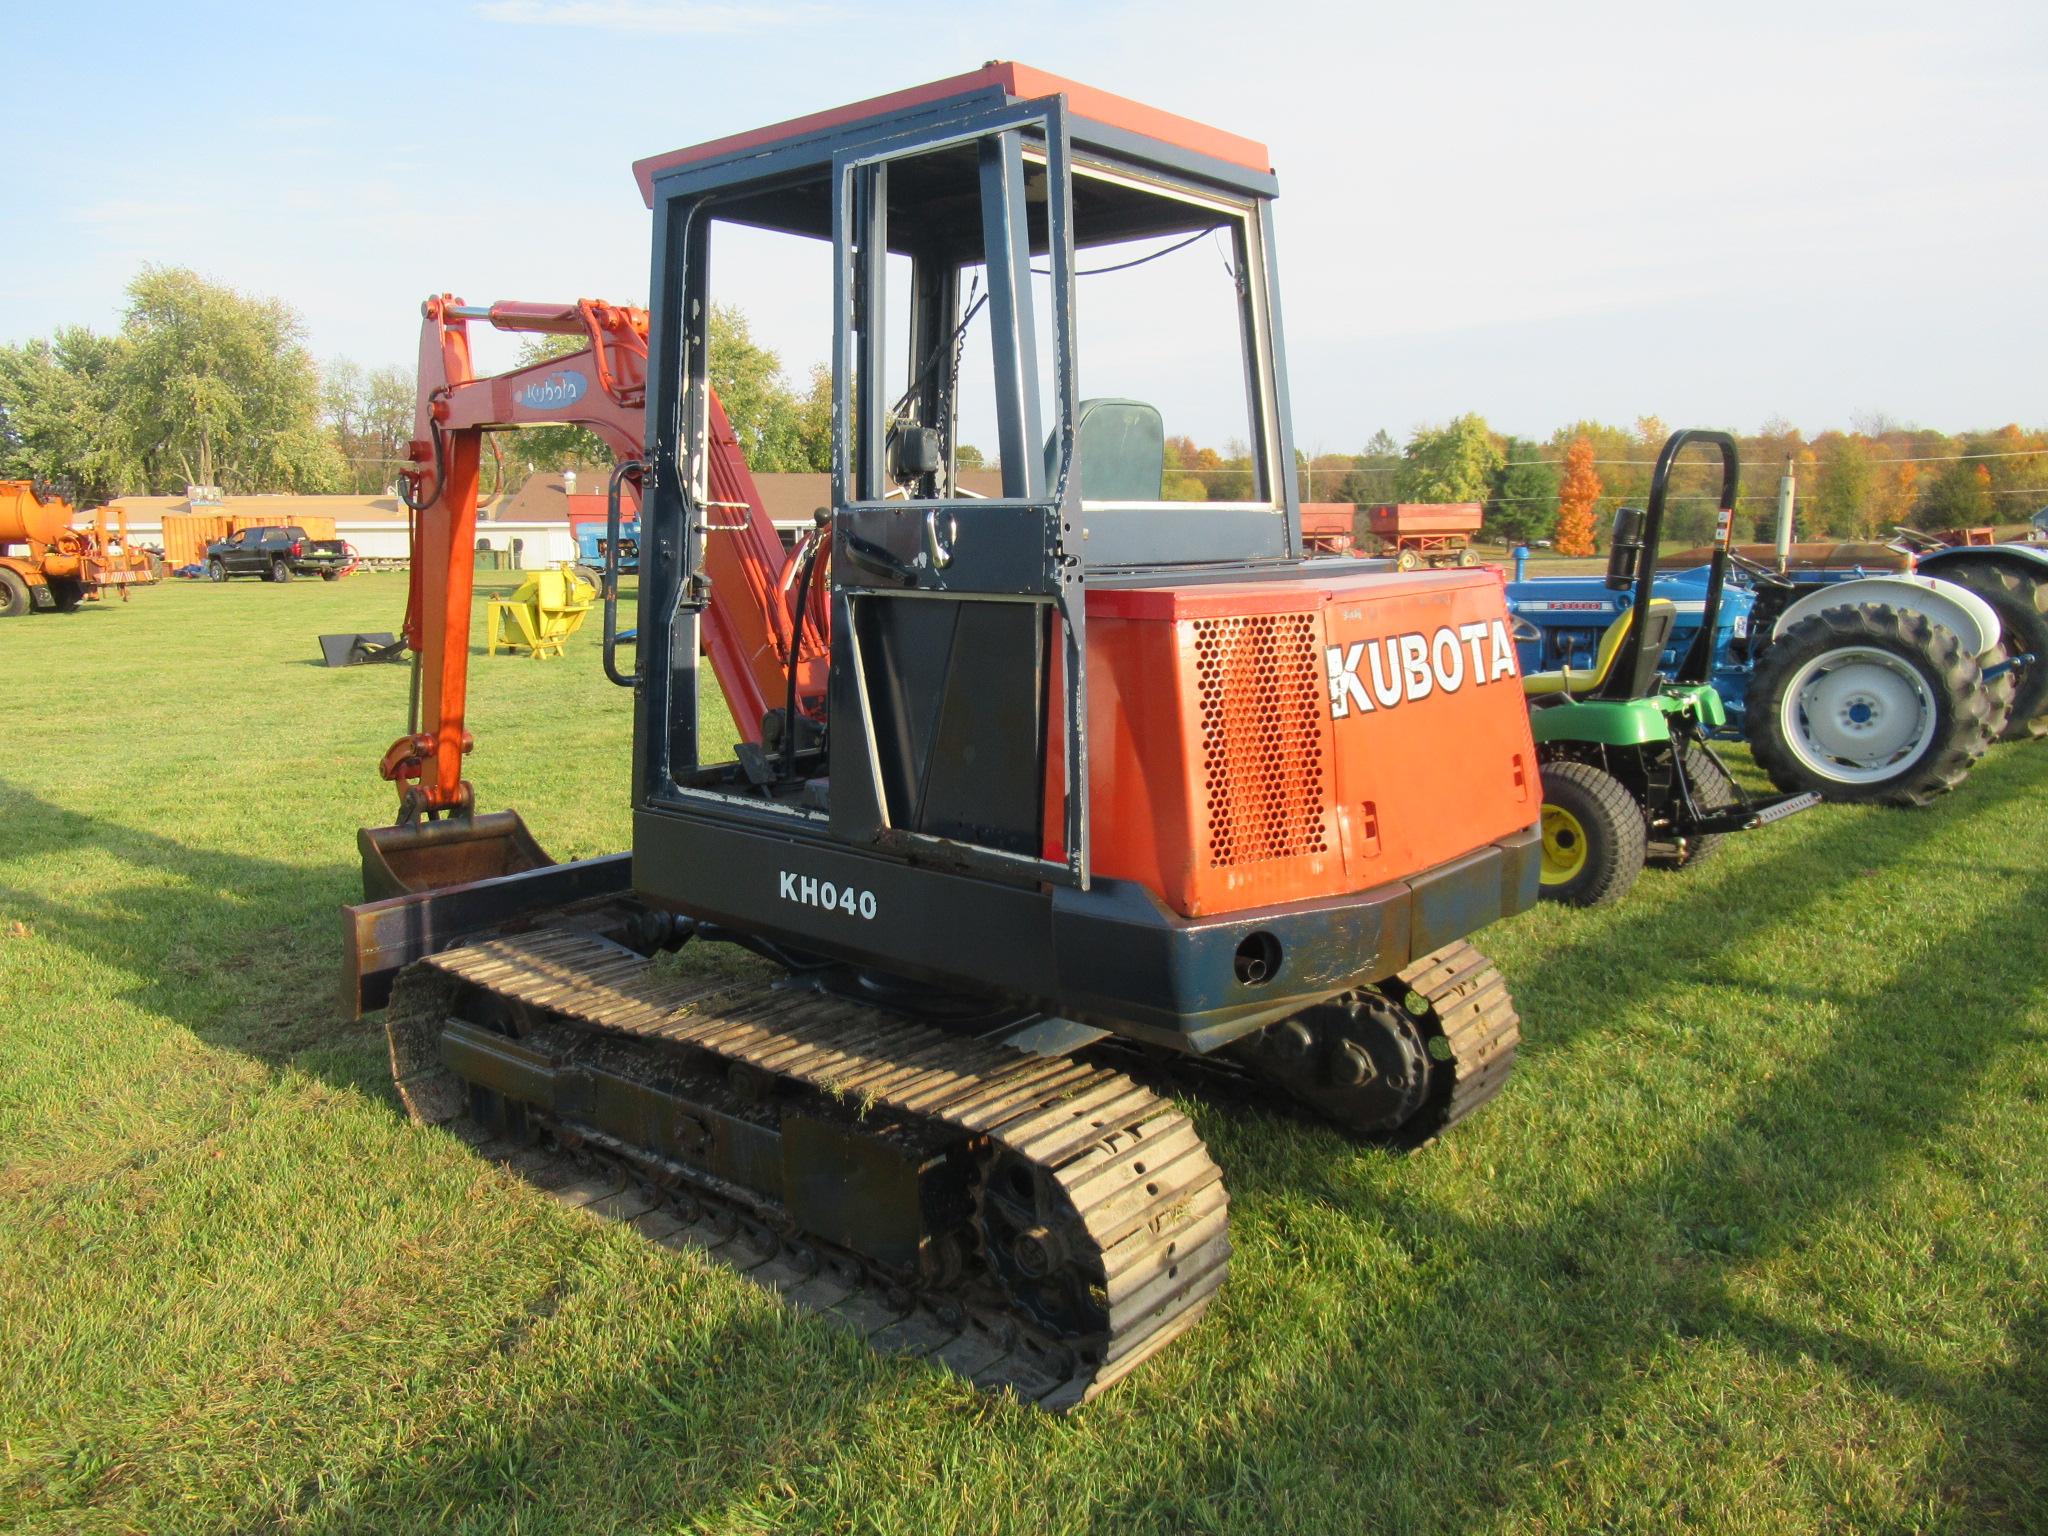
[355, 293, 827, 914]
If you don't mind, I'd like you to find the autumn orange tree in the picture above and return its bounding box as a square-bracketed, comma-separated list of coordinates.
[1554, 435, 1601, 556]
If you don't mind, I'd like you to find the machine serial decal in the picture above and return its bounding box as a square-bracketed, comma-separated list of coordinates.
[513, 368, 590, 411]
[780, 870, 878, 919]
[1326, 620, 1520, 719]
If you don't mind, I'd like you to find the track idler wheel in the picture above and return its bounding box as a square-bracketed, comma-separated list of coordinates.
[1227, 941, 1521, 1146]
[1228, 991, 1437, 1138]
[973, 1148, 1110, 1342]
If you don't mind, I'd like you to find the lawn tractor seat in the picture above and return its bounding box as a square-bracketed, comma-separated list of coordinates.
[1045, 398, 1165, 501]
[1522, 598, 1678, 701]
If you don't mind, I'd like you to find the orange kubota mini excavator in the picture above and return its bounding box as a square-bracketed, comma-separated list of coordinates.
[343, 65, 1543, 1407]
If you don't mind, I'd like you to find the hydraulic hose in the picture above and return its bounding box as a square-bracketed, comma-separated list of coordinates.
[782, 521, 828, 782]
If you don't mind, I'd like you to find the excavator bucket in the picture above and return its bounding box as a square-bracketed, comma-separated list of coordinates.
[358, 810, 554, 902]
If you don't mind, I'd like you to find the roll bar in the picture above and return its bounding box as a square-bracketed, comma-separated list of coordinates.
[1611, 428, 1741, 692]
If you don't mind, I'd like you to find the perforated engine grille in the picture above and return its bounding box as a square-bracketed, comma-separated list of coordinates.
[1193, 614, 1330, 867]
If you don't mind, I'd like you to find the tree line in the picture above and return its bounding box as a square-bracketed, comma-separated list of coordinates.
[1191, 412, 2048, 551]
[5, 270, 2041, 548]
[0, 270, 841, 505]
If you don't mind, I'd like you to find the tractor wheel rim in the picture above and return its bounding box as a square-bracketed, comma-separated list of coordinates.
[1539, 804, 1589, 884]
[1782, 646, 1937, 781]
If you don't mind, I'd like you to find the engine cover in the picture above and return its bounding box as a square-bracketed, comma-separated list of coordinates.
[1080, 566, 1540, 918]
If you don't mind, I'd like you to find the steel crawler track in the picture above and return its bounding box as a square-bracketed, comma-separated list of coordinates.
[1397, 939, 1522, 1142]
[384, 929, 1230, 1408]
[1090, 940, 1520, 1146]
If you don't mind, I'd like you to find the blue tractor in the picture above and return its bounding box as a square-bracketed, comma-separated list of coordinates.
[1507, 519, 2026, 808]
[573, 517, 638, 579]
[1892, 531, 2048, 741]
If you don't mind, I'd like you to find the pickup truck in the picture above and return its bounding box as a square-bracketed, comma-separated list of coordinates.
[204, 526, 350, 582]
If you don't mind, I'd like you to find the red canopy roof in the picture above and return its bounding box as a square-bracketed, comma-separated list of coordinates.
[632, 62, 1271, 206]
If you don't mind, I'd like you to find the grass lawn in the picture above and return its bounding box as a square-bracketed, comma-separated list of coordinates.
[2, 571, 2044, 1535]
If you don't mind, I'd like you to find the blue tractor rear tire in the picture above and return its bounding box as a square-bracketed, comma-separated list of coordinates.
[1746, 603, 1991, 807]
[1920, 560, 2048, 740]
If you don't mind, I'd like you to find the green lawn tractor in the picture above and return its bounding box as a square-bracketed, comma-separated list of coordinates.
[1525, 429, 1822, 906]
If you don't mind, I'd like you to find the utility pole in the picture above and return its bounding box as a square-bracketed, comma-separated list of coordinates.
[1775, 454, 1796, 572]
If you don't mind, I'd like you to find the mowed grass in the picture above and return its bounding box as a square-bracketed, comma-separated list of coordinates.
[2, 571, 2045, 1535]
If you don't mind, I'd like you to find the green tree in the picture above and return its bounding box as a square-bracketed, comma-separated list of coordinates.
[1488, 437, 1559, 544]
[1209, 442, 1255, 502]
[1334, 429, 1403, 505]
[709, 304, 828, 473]
[1297, 449, 1362, 504]
[1915, 456, 1996, 529]
[1159, 436, 1205, 500]
[1978, 424, 2048, 527]
[793, 363, 834, 474]
[116, 266, 341, 493]
[323, 359, 415, 495]
[0, 327, 139, 504]
[1397, 414, 1503, 503]
[1811, 434, 1874, 538]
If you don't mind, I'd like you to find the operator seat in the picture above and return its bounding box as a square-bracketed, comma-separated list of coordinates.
[1045, 398, 1166, 500]
[1522, 598, 1678, 702]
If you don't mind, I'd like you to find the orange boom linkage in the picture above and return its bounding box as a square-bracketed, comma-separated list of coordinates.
[378, 296, 826, 845]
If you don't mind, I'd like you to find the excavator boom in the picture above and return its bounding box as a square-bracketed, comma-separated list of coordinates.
[357, 294, 826, 915]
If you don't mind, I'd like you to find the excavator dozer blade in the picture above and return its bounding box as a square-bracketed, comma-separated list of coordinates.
[344, 812, 636, 1017]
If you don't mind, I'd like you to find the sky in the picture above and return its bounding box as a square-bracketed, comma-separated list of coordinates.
[5, 0, 2045, 451]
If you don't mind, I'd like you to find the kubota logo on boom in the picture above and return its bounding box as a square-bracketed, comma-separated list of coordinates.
[513, 368, 589, 411]
[1326, 620, 1520, 719]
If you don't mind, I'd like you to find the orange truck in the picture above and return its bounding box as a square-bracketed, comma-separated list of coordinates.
[0, 480, 156, 617]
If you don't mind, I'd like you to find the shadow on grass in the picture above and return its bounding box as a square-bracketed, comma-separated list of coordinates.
[1117, 765, 2048, 1532]
[1694, 1293, 2048, 1531]
[6, 760, 2046, 1531]
[0, 779, 379, 1072]
[0, 779, 901, 1530]
[1490, 756, 2046, 1059]
[277, 1323, 907, 1536]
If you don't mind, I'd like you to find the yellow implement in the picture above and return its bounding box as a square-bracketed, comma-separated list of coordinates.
[485, 564, 597, 659]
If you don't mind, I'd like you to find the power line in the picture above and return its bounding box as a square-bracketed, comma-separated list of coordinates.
[1348, 487, 2048, 504]
[1529, 448, 2048, 467]
[1165, 446, 2048, 476]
